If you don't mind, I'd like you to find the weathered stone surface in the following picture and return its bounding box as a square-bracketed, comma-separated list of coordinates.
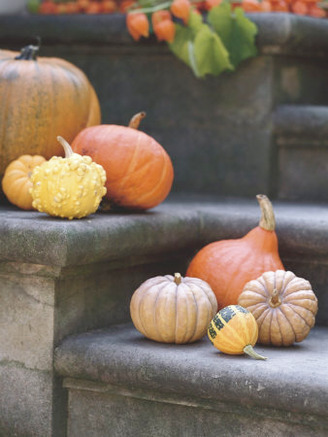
[0, 271, 54, 370]
[0, 205, 201, 266]
[0, 198, 328, 436]
[55, 323, 328, 437]
[273, 105, 328, 200]
[0, 364, 66, 437]
[66, 387, 323, 437]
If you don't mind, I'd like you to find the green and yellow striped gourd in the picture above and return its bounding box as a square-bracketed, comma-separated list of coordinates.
[208, 305, 267, 360]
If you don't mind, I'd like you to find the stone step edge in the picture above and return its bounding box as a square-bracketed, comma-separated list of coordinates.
[0, 14, 328, 57]
[0, 198, 328, 267]
[54, 323, 328, 426]
[273, 105, 328, 147]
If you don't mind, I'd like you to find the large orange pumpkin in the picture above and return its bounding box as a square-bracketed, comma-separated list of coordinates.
[0, 43, 101, 182]
[71, 112, 174, 210]
[186, 194, 284, 310]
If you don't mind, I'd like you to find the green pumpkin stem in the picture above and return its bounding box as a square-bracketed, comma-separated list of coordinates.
[15, 37, 41, 61]
[57, 136, 74, 158]
[243, 344, 267, 360]
[129, 112, 146, 129]
[256, 194, 276, 232]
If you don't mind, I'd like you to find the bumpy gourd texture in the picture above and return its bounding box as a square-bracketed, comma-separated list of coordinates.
[30, 153, 107, 220]
[130, 274, 218, 344]
[208, 305, 258, 355]
[0, 49, 101, 181]
[238, 270, 318, 346]
[2, 154, 46, 210]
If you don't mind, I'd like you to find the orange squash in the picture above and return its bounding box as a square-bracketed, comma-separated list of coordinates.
[71, 112, 174, 210]
[186, 194, 284, 309]
[0, 43, 101, 182]
[2, 154, 46, 210]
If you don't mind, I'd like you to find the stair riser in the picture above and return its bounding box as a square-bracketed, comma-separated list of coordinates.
[64, 381, 327, 437]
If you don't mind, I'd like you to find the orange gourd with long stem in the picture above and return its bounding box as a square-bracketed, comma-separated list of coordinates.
[186, 194, 284, 309]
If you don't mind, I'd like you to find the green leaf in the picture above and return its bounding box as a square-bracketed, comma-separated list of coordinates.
[208, 3, 258, 68]
[193, 25, 232, 77]
[169, 11, 232, 78]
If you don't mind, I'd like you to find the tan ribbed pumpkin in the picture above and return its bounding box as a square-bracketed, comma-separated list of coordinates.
[238, 270, 318, 346]
[130, 273, 218, 344]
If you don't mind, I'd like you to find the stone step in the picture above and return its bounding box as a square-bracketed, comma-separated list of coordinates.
[1, 197, 328, 436]
[54, 323, 328, 437]
[274, 104, 328, 201]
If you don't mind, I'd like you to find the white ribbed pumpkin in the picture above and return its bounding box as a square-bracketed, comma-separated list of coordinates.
[130, 273, 218, 344]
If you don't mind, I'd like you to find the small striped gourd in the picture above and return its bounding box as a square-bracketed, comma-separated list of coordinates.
[130, 273, 218, 344]
[208, 305, 267, 360]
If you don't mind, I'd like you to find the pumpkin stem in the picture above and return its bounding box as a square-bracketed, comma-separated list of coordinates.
[269, 288, 282, 308]
[129, 112, 146, 129]
[57, 136, 74, 158]
[15, 37, 41, 61]
[174, 273, 182, 285]
[243, 345, 267, 360]
[256, 194, 276, 231]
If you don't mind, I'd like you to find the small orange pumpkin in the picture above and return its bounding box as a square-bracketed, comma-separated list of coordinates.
[186, 194, 284, 309]
[238, 270, 318, 346]
[2, 154, 46, 210]
[0, 43, 101, 182]
[71, 112, 174, 210]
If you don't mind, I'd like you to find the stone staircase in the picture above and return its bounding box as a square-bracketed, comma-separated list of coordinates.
[1, 197, 328, 436]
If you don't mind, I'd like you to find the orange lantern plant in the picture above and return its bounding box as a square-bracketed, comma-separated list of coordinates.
[71, 112, 174, 211]
[186, 194, 284, 309]
[0, 42, 101, 182]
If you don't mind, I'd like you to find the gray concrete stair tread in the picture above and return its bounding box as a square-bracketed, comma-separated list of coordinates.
[55, 323, 328, 421]
[0, 197, 328, 266]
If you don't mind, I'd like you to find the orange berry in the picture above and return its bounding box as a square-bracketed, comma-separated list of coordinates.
[100, 0, 117, 13]
[85, 2, 102, 14]
[291, 0, 308, 14]
[39, 0, 57, 14]
[126, 12, 149, 41]
[260, 0, 272, 11]
[271, 0, 289, 11]
[151, 10, 172, 26]
[65, 2, 79, 13]
[241, 0, 261, 11]
[170, 0, 191, 24]
[153, 19, 176, 43]
[119, 0, 136, 13]
[308, 3, 326, 16]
